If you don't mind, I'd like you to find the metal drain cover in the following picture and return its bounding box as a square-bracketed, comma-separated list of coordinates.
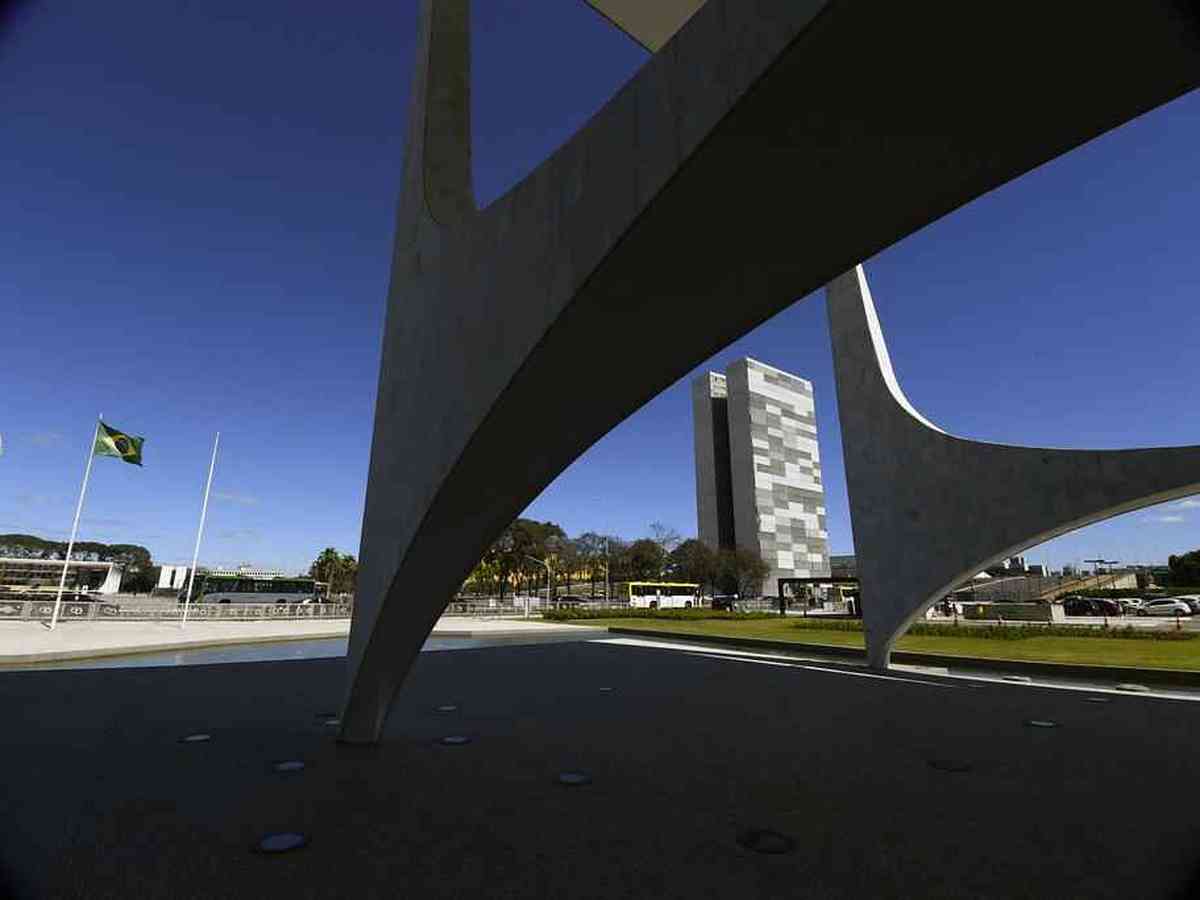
[736, 829, 795, 855]
[256, 832, 309, 854]
[928, 759, 973, 773]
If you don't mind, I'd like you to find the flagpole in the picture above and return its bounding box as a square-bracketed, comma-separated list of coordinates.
[181, 432, 220, 629]
[51, 415, 102, 630]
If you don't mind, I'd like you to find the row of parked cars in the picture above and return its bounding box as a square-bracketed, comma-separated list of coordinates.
[1061, 595, 1200, 617]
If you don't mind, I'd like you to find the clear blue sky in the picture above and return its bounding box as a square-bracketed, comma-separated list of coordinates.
[1, 0, 1198, 575]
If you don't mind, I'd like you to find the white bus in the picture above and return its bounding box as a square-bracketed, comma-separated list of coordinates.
[178, 574, 319, 605]
[627, 582, 700, 609]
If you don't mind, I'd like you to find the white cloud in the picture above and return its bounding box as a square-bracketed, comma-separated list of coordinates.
[217, 528, 262, 543]
[214, 491, 259, 507]
[1174, 498, 1200, 509]
[29, 431, 65, 448]
[13, 493, 58, 508]
[1144, 514, 1186, 524]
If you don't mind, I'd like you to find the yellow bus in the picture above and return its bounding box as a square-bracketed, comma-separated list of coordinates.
[627, 582, 700, 609]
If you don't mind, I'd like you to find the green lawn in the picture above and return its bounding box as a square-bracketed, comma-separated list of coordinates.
[574, 617, 1200, 671]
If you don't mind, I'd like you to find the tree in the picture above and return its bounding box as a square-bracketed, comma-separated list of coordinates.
[649, 521, 683, 554]
[574, 532, 603, 597]
[1168, 550, 1200, 587]
[308, 548, 358, 598]
[555, 538, 582, 594]
[668, 539, 718, 594]
[626, 538, 666, 581]
[120, 565, 159, 594]
[717, 546, 771, 599]
[336, 553, 358, 596]
[607, 536, 631, 588]
[473, 518, 567, 599]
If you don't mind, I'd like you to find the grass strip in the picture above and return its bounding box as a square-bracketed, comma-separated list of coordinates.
[569, 617, 1200, 671]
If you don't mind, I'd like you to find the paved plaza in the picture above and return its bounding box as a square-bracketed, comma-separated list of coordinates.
[2, 639, 1199, 898]
[0, 617, 593, 665]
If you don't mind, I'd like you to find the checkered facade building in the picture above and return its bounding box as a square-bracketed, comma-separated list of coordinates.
[692, 358, 831, 591]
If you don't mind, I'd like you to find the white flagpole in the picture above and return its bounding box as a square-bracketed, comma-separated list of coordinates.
[51, 415, 102, 630]
[181, 432, 220, 629]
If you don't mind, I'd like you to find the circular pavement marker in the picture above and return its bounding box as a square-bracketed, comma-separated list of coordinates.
[927, 759, 973, 773]
[180, 733, 211, 743]
[1025, 719, 1058, 728]
[558, 771, 592, 786]
[256, 832, 309, 854]
[736, 828, 796, 855]
[440, 735, 471, 746]
[273, 760, 306, 773]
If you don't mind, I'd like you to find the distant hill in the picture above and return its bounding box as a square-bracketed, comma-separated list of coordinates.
[0, 534, 152, 567]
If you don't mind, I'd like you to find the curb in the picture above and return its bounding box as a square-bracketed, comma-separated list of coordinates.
[0, 626, 351, 666]
[432, 626, 607, 638]
[605, 626, 1200, 688]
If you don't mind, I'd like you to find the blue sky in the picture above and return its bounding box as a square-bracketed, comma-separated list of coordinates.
[1, 0, 1198, 575]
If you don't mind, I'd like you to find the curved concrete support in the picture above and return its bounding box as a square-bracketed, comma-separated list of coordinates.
[341, 0, 1200, 742]
[827, 266, 1200, 670]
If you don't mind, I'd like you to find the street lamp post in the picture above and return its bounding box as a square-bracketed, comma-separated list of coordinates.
[526, 554, 551, 613]
[603, 536, 610, 604]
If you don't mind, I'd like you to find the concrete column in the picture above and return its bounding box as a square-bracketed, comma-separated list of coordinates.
[826, 266, 1200, 669]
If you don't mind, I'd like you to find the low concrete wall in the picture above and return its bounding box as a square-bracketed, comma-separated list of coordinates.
[0, 598, 353, 622]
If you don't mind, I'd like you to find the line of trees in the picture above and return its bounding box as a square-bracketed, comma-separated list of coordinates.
[1168, 549, 1200, 587]
[308, 548, 358, 597]
[461, 519, 771, 600]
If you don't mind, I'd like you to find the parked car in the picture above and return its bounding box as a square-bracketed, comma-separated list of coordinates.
[1175, 595, 1200, 615]
[553, 595, 585, 608]
[1063, 596, 1103, 616]
[1088, 597, 1124, 616]
[1139, 598, 1193, 617]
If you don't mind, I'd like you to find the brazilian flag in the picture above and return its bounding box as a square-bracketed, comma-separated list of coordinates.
[94, 421, 144, 466]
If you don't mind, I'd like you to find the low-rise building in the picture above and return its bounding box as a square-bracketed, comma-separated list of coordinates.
[0, 557, 124, 595]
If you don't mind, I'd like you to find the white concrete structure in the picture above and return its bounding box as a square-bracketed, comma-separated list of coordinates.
[826, 265, 1200, 670]
[156, 565, 190, 591]
[0, 557, 123, 595]
[339, 0, 1200, 742]
[584, 0, 705, 52]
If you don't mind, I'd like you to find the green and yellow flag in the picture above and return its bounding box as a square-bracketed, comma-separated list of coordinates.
[94, 421, 144, 466]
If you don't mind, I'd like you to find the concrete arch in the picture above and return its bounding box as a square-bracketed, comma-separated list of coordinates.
[826, 265, 1200, 670]
[341, 0, 1200, 742]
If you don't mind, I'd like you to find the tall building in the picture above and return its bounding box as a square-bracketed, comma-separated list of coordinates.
[692, 358, 830, 593]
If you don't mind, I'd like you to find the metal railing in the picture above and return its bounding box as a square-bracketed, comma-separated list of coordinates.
[0, 596, 353, 622]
